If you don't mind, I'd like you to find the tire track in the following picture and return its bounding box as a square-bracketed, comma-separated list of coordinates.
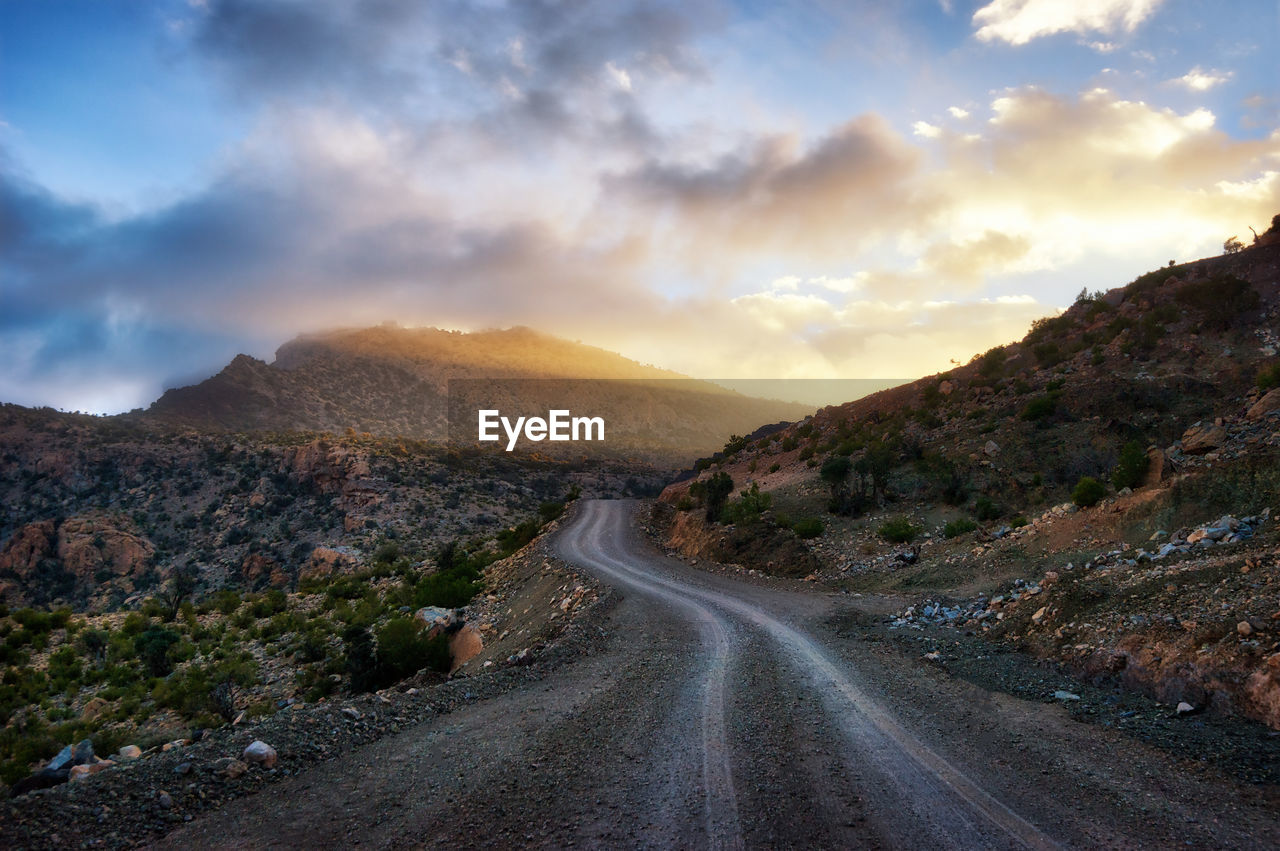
[557, 501, 743, 850]
[558, 501, 1055, 849]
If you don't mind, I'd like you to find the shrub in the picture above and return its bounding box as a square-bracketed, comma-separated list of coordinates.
[721, 483, 771, 525]
[977, 347, 1007, 378]
[702, 471, 734, 522]
[1258, 363, 1280, 392]
[878, 517, 919, 543]
[134, 626, 181, 677]
[791, 517, 824, 539]
[1111, 441, 1149, 490]
[537, 501, 565, 523]
[1020, 395, 1057, 421]
[375, 618, 450, 681]
[768, 463, 781, 473]
[1072, 476, 1107, 508]
[943, 518, 977, 539]
[973, 496, 1001, 521]
[1010, 515, 1028, 528]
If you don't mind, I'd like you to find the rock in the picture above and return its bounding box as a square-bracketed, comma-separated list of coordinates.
[9, 767, 70, 797]
[414, 606, 456, 633]
[341, 706, 361, 720]
[47, 743, 75, 771]
[1052, 690, 1080, 701]
[174, 762, 192, 775]
[983, 440, 1000, 457]
[117, 745, 142, 760]
[1181, 422, 1226, 454]
[449, 623, 485, 673]
[1246, 388, 1280, 420]
[1142, 447, 1167, 487]
[158, 791, 173, 809]
[212, 758, 249, 779]
[243, 740, 278, 769]
[1238, 620, 1254, 636]
[301, 546, 360, 582]
[72, 738, 95, 766]
[81, 696, 110, 722]
[1032, 606, 1048, 624]
[1176, 701, 1196, 715]
[938, 380, 955, 396]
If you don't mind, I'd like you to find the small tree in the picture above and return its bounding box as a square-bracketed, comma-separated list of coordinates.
[703, 471, 734, 522]
[160, 565, 199, 623]
[1223, 236, 1244, 254]
[1111, 441, 1149, 490]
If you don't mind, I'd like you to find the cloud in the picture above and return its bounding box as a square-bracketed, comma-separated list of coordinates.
[972, 0, 1164, 46]
[913, 121, 942, 138]
[606, 115, 938, 264]
[1170, 66, 1233, 92]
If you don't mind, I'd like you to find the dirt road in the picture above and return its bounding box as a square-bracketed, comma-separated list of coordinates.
[154, 500, 1280, 848]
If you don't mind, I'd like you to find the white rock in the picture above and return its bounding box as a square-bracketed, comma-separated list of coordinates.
[1052, 690, 1080, 701]
[1176, 701, 1195, 714]
[242, 740, 278, 769]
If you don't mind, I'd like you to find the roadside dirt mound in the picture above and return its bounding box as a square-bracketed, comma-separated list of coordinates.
[650, 501, 820, 577]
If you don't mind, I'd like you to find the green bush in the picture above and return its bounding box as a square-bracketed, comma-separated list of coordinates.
[1072, 476, 1107, 508]
[768, 463, 781, 473]
[375, 618, 450, 681]
[943, 518, 978, 539]
[538, 501, 565, 523]
[791, 517, 824, 539]
[1111, 441, 1149, 490]
[1258, 363, 1280, 392]
[134, 626, 181, 677]
[973, 496, 1001, 521]
[878, 517, 919, 543]
[1020, 395, 1057, 421]
[721, 483, 771, 525]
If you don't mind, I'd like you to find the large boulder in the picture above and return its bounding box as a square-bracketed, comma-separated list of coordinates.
[1142, 446, 1168, 487]
[1181, 422, 1226, 454]
[300, 546, 360, 582]
[1247, 388, 1280, 420]
[449, 624, 484, 672]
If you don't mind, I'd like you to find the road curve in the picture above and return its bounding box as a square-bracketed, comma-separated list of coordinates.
[558, 499, 1053, 850]
[151, 499, 1279, 849]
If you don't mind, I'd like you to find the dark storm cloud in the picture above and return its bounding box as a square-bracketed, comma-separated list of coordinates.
[191, 0, 716, 141]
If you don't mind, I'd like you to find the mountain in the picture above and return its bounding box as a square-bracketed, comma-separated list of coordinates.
[142, 325, 812, 460]
[656, 229, 1280, 730]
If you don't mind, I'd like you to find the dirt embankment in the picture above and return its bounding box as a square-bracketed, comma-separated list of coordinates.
[649, 501, 821, 578]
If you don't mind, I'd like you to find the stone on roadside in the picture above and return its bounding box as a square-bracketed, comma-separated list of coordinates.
[1176, 701, 1196, 715]
[212, 757, 249, 779]
[1053, 690, 1080, 701]
[117, 745, 142, 760]
[1238, 620, 1254, 636]
[243, 740, 278, 769]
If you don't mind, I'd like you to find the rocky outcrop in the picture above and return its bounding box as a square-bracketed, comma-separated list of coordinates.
[0, 520, 57, 575]
[300, 546, 360, 582]
[1247, 388, 1280, 420]
[55, 514, 154, 579]
[1181, 422, 1226, 454]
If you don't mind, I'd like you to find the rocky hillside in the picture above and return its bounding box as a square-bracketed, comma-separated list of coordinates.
[0, 404, 664, 611]
[658, 230, 1280, 729]
[141, 325, 810, 459]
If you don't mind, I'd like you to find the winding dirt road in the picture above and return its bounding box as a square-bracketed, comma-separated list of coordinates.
[155, 500, 1280, 848]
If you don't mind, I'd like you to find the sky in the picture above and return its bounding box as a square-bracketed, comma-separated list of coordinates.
[1, 0, 1277, 413]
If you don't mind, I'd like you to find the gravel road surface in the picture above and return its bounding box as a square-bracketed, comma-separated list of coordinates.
[152, 500, 1280, 848]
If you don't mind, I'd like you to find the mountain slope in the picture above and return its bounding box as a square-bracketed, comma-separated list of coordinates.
[142, 326, 810, 458]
